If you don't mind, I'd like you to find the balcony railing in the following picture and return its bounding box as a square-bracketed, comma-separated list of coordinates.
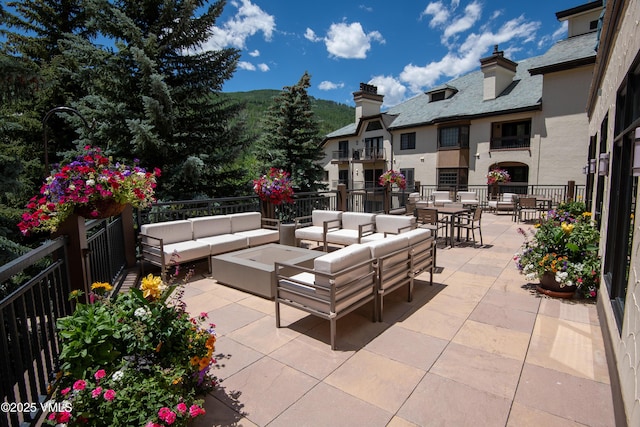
[331, 150, 350, 162]
[1, 238, 74, 427]
[490, 136, 531, 150]
[352, 147, 386, 161]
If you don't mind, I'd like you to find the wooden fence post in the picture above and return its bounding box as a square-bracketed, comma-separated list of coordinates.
[121, 205, 137, 268]
[567, 181, 575, 201]
[384, 183, 391, 214]
[337, 184, 347, 211]
[53, 214, 89, 301]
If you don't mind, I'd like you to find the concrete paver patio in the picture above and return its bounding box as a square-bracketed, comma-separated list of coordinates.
[182, 213, 616, 427]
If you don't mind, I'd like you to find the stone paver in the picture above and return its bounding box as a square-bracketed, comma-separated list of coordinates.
[182, 213, 615, 427]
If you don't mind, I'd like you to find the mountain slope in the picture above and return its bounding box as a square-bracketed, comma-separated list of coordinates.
[221, 90, 354, 139]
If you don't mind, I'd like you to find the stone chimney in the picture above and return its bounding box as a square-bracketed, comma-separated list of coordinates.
[480, 45, 517, 100]
[353, 83, 383, 121]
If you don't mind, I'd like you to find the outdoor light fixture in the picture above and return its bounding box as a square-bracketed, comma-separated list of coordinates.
[589, 158, 596, 174]
[634, 127, 640, 176]
[598, 152, 610, 176]
[582, 164, 589, 175]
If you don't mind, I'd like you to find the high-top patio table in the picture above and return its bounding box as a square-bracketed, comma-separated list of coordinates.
[436, 206, 471, 247]
[211, 244, 323, 299]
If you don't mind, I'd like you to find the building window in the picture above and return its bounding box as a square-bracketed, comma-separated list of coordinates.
[366, 121, 383, 131]
[400, 168, 414, 189]
[437, 168, 468, 189]
[603, 58, 640, 331]
[364, 137, 384, 159]
[491, 119, 531, 149]
[438, 125, 469, 149]
[364, 168, 383, 188]
[338, 169, 349, 189]
[430, 91, 445, 102]
[400, 133, 416, 150]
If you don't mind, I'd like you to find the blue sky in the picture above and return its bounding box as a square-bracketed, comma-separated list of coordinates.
[209, 0, 584, 107]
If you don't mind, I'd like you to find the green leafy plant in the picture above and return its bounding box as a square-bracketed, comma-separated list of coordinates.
[46, 271, 215, 426]
[514, 201, 601, 298]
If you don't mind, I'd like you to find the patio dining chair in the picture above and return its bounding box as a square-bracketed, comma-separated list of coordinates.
[457, 207, 483, 247]
[416, 208, 446, 266]
[517, 197, 539, 223]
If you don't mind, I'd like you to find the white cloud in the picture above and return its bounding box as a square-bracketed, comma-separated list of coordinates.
[368, 75, 407, 107]
[257, 63, 270, 72]
[248, 49, 260, 57]
[238, 61, 256, 71]
[400, 15, 541, 92]
[359, 5, 373, 12]
[552, 21, 568, 41]
[421, 2, 450, 27]
[442, 1, 482, 42]
[324, 22, 385, 59]
[304, 28, 321, 42]
[318, 81, 345, 90]
[204, 0, 275, 50]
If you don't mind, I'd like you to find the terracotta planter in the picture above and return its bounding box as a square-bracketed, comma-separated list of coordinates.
[536, 272, 576, 299]
[75, 199, 127, 219]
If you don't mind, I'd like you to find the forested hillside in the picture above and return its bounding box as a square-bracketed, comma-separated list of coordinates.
[221, 90, 354, 139]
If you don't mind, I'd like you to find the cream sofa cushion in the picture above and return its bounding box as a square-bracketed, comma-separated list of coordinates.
[190, 216, 232, 239]
[141, 220, 193, 245]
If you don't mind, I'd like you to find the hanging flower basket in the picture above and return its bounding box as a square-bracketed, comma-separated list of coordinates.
[18, 145, 160, 235]
[74, 199, 127, 219]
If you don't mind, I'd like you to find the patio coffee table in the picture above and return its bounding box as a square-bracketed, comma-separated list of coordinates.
[211, 244, 323, 299]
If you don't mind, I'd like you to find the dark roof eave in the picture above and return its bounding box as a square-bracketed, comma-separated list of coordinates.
[556, 1, 602, 20]
[529, 56, 596, 75]
[387, 104, 542, 131]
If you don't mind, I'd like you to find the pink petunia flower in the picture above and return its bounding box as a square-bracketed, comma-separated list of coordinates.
[189, 404, 206, 418]
[103, 389, 116, 401]
[73, 379, 86, 391]
[176, 402, 187, 414]
[94, 369, 106, 381]
[92, 386, 103, 398]
[60, 387, 71, 395]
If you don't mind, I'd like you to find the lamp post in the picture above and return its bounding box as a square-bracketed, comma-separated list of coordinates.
[42, 106, 92, 175]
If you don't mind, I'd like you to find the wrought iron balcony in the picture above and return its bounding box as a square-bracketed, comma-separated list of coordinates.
[490, 135, 531, 150]
[352, 147, 386, 162]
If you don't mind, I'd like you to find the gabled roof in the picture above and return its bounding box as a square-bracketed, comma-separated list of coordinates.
[384, 55, 544, 131]
[325, 32, 597, 140]
[528, 31, 597, 75]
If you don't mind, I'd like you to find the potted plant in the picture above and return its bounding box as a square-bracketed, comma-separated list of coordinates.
[18, 145, 160, 235]
[253, 168, 296, 244]
[486, 167, 510, 199]
[44, 271, 213, 426]
[378, 169, 407, 189]
[513, 201, 601, 299]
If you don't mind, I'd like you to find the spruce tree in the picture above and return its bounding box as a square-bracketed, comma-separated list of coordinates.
[3, 0, 250, 200]
[257, 72, 326, 192]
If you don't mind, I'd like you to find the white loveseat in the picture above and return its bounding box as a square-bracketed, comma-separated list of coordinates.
[294, 210, 343, 250]
[139, 212, 279, 273]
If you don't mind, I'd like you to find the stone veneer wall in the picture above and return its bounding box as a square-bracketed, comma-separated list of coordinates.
[588, 1, 640, 425]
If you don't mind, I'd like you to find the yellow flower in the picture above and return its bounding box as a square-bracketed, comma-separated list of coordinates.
[582, 212, 592, 217]
[534, 223, 541, 228]
[91, 281, 113, 292]
[561, 222, 574, 234]
[140, 274, 165, 299]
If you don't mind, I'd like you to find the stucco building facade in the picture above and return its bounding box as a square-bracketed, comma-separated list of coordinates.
[321, 3, 601, 197]
[585, 0, 640, 424]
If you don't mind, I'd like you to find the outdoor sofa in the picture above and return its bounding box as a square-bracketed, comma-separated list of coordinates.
[295, 210, 420, 249]
[139, 212, 279, 273]
[275, 228, 434, 349]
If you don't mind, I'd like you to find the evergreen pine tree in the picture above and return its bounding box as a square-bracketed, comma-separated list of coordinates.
[3, 0, 250, 200]
[257, 72, 326, 192]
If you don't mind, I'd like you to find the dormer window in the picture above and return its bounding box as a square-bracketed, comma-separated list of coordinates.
[366, 121, 383, 131]
[426, 85, 458, 102]
[430, 91, 446, 102]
